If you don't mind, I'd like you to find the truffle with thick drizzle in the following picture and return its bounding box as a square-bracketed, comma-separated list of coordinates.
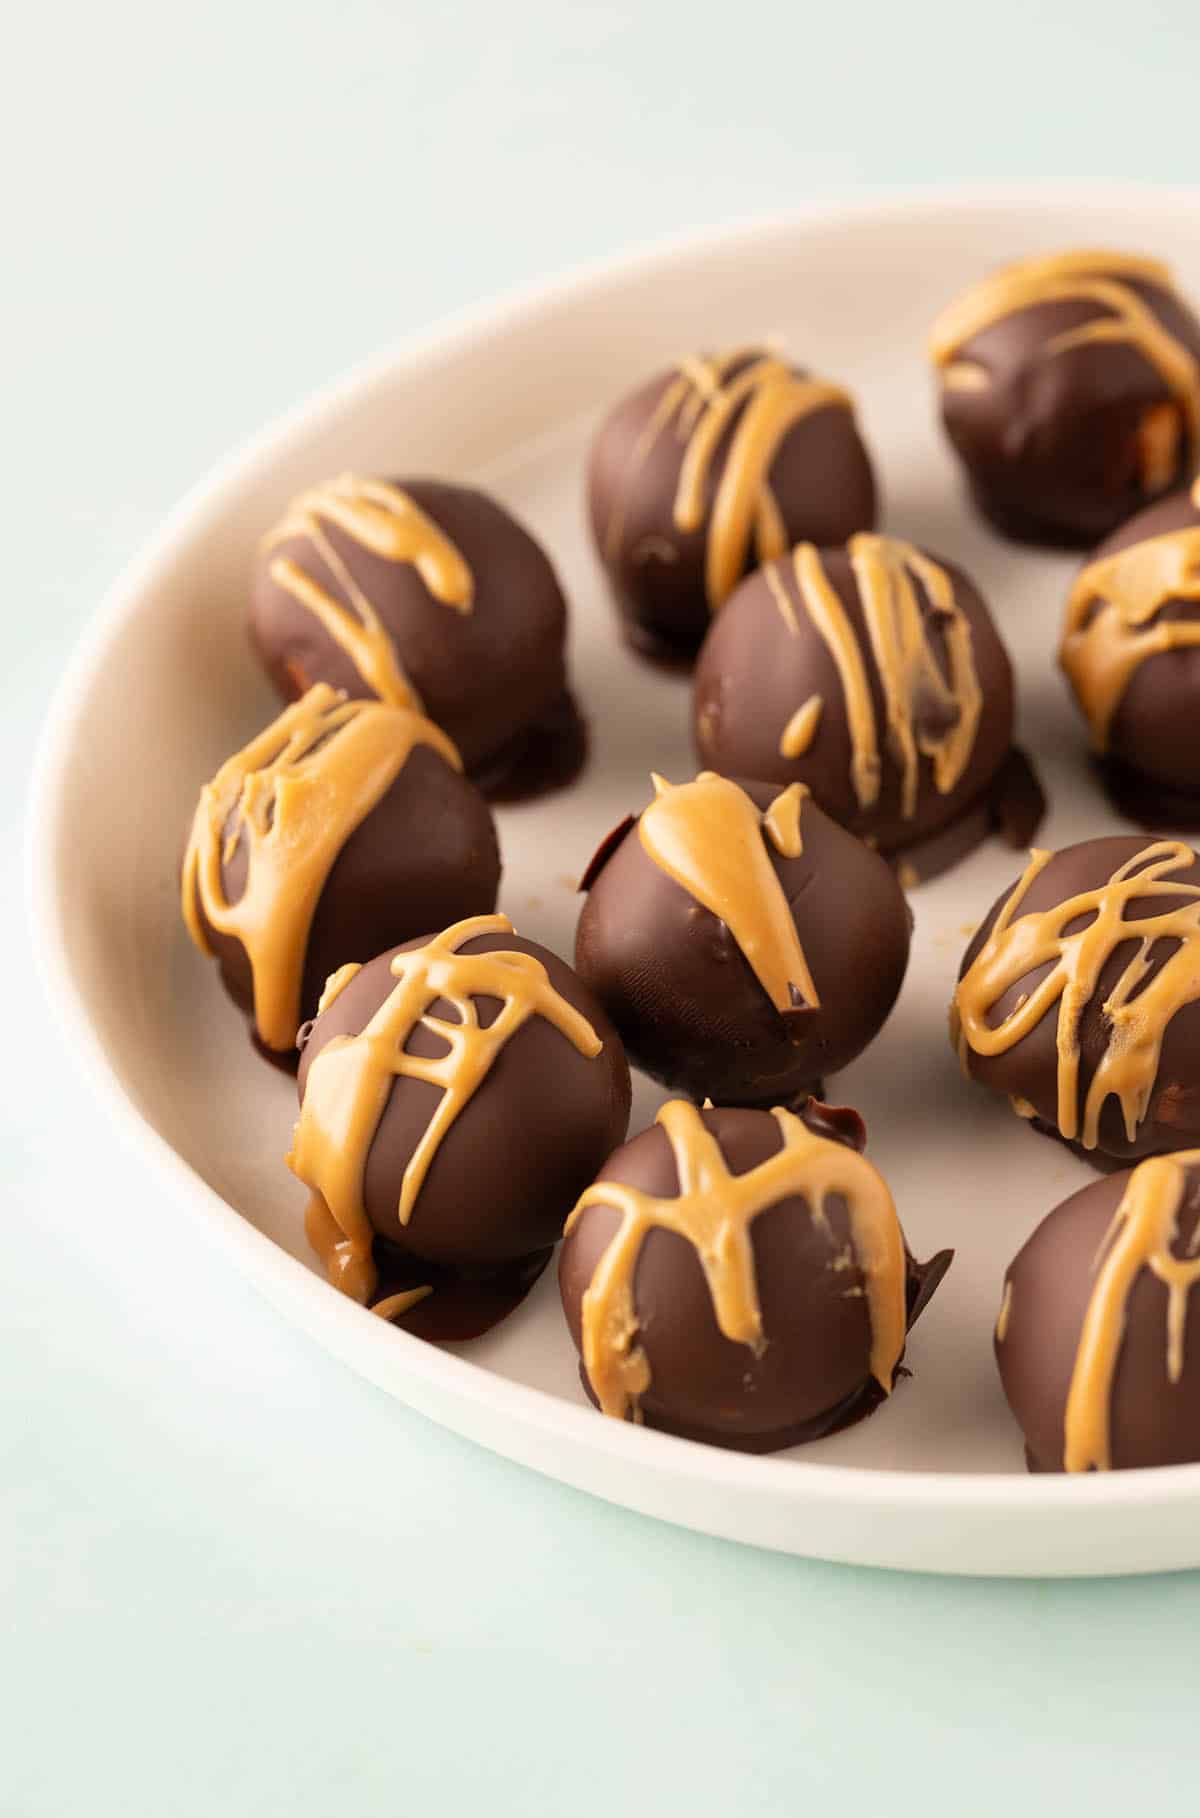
[575, 772, 911, 1105]
[181, 686, 500, 1057]
[996, 1153, 1200, 1471]
[1060, 478, 1200, 822]
[252, 475, 585, 800]
[953, 835, 1200, 1165]
[292, 916, 631, 1333]
[929, 249, 1200, 546]
[588, 347, 877, 662]
[559, 1099, 951, 1451]
[694, 534, 1041, 880]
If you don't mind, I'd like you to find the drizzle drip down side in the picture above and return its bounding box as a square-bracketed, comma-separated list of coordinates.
[766, 534, 984, 821]
[637, 772, 818, 1016]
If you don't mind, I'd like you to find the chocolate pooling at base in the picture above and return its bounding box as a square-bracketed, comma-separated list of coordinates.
[996, 1152, 1200, 1471]
[953, 835, 1200, 1163]
[693, 534, 1032, 878]
[560, 1100, 951, 1450]
[182, 685, 469, 1052]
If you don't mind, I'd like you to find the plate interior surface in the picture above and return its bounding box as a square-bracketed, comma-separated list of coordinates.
[37, 192, 1200, 1574]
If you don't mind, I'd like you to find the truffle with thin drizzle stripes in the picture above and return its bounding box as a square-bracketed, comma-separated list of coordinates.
[587, 346, 877, 663]
[559, 1098, 951, 1452]
[952, 835, 1200, 1167]
[575, 772, 911, 1106]
[996, 1154, 1200, 1471]
[289, 916, 631, 1340]
[251, 475, 586, 801]
[181, 685, 500, 1062]
[929, 249, 1200, 547]
[693, 532, 1044, 881]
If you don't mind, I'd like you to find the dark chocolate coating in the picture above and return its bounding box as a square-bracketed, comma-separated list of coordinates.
[575, 781, 911, 1104]
[251, 479, 578, 798]
[297, 930, 631, 1268]
[958, 835, 1200, 1164]
[693, 544, 1017, 860]
[587, 355, 877, 663]
[197, 743, 501, 1055]
[559, 1104, 949, 1451]
[997, 1164, 1200, 1471]
[1069, 485, 1200, 799]
[938, 280, 1200, 547]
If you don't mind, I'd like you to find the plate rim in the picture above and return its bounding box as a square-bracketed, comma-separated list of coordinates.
[30, 183, 1200, 1565]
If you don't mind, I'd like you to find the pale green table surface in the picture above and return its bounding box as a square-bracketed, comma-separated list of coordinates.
[7, 4, 1200, 1813]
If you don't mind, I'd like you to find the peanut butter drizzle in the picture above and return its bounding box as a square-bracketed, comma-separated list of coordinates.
[779, 694, 823, 758]
[995, 1279, 1013, 1344]
[929, 250, 1200, 447]
[1060, 477, 1200, 750]
[182, 686, 460, 1052]
[780, 536, 982, 819]
[565, 1099, 907, 1423]
[954, 840, 1200, 1151]
[263, 475, 475, 710]
[638, 773, 819, 1015]
[606, 349, 854, 611]
[288, 915, 603, 1306]
[1062, 1151, 1200, 1471]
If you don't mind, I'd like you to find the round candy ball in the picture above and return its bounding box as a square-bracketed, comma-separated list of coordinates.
[182, 687, 500, 1060]
[953, 834, 1200, 1166]
[587, 347, 877, 664]
[930, 249, 1200, 547]
[251, 474, 582, 800]
[693, 533, 1036, 880]
[1060, 479, 1200, 820]
[559, 1099, 950, 1452]
[996, 1154, 1200, 1471]
[294, 918, 631, 1273]
[574, 772, 911, 1105]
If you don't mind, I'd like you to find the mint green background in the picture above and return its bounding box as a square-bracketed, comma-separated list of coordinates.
[8, 4, 1200, 1812]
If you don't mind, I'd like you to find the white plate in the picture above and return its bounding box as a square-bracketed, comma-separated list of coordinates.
[32, 189, 1200, 1576]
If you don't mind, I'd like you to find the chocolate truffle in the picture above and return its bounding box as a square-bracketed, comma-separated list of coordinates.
[930, 249, 1200, 547]
[587, 347, 877, 663]
[693, 533, 1044, 882]
[559, 1098, 951, 1451]
[574, 771, 911, 1105]
[996, 1153, 1200, 1471]
[289, 914, 631, 1338]
[250, 474, 584, 800]
[181, 685, 500, 1060]
[952, 834, 1200, 1166]
[1060, 477, 1200, 823]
